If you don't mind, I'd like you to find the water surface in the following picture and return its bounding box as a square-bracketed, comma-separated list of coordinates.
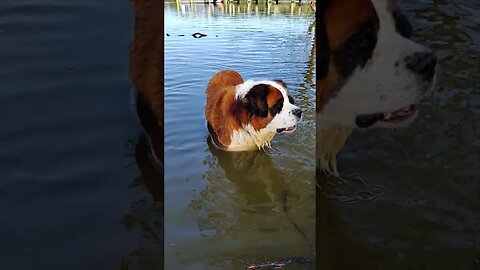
[0, 0, 150, 269]
[318, 1, 480, 269]
[164, 2, 316, 269]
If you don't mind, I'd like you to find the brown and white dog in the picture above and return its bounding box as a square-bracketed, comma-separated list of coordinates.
[317, 0, 438, 175]
[205, 70, 302, 151]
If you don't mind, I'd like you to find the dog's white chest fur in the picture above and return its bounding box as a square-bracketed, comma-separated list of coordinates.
[227, 125, 276, 151]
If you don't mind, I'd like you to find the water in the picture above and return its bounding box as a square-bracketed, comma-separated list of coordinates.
[164, 2, 316, 269]
[0, 0, 144, 269]
[318, 0, 480, 269]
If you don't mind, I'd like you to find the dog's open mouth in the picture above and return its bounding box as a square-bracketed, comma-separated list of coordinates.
[277, 125, 296, 133]
[355, 105, 416, 128]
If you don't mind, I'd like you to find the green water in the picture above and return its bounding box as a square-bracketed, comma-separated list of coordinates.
[164, 1, 316, 269]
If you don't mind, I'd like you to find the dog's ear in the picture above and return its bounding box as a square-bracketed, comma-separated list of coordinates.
[274, 80, 287, 89]
[243, 84, 269, 117]
[317, 1, 330, 80]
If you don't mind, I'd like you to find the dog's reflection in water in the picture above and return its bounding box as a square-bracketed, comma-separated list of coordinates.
[201, 137, 296, 213]
[187, 138, 314, 264]
[121, 136, 163, 269]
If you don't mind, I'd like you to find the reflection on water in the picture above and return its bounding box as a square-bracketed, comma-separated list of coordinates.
[169, 0, 314, 17]
[164, 1, 315, 269]
[318, 0, 479, 269]
[122, 136, 164, 269]
[183, 140, 315, 269]
[0, 0, 144, 269]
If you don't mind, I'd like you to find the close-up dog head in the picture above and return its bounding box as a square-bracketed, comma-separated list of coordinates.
[318, 0, 438, 129]
[236, 80, 302, 134]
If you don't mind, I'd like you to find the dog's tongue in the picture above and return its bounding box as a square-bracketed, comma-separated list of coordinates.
[277, 126, 296, 133]
[383, 106, 413, 120]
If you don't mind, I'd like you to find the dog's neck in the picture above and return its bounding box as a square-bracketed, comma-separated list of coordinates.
[228, 125, 276, 152]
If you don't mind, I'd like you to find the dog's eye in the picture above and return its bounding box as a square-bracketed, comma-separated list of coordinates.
[393, 10, 413, 38]
[288, 95, 295, 104]
[334, 19, 378, 77]
[274, 100, 283, 110]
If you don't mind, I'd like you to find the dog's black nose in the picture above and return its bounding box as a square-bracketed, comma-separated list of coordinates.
[405, 52, 437, 81]
[292, 108, 302, 118]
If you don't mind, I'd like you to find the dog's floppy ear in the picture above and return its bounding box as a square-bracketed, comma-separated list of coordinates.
[243, 84, 269, 117]
[317, 1, 330, 80]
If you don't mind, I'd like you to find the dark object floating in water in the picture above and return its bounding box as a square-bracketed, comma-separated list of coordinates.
[178, 34, 185, 36]
[166, 33, 170, 36]
[242, 256, 313, 269]
[192, 32, 207, 38]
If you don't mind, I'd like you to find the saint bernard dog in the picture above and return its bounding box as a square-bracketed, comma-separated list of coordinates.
[205, 70, 302, 151]
[317, 0, 438, 175]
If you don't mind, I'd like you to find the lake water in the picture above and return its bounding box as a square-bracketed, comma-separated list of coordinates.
[0, 0, 145, 269]
[164, 1, 316, 269]
[318, 0, 480, 269]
